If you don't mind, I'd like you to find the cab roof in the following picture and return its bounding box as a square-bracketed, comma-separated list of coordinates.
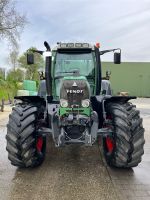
[53, 42, 95, 51]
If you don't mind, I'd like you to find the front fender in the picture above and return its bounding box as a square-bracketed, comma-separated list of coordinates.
[14, 96, 46, 106]
[104, 95, 137, 104]
[91, 95, 137, 128]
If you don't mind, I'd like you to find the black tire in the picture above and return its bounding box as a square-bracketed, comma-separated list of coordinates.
[6, 104, 46, 168]
[103, 102, 145, 168]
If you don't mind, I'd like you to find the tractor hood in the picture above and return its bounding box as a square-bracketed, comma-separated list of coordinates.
[60, 76, 90, 108]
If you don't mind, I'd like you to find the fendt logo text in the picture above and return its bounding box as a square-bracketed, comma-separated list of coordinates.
[66, 90, 83, 94]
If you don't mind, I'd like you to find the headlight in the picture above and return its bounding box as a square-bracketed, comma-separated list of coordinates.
[60, 99, 68, 108]
[82, 99, 90, 108]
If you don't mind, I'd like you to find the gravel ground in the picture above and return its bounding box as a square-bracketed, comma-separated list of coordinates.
[0, 98, 150, 200]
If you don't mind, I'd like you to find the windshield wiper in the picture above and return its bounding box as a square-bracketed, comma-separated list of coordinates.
[54, 74, 94, 80]
[57, 70, 80, 76]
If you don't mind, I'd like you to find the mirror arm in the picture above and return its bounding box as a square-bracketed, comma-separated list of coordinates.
[32, 50, 44, 55]
[27, 49, 44, 55]
[100, 48, 121, 55]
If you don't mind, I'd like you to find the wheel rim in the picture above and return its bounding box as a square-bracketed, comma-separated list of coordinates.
[106, 136, 114, 153]
[36, 137, 43, 152]
[104, 114, 114, 154]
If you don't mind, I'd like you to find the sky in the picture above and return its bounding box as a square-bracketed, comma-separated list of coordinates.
[0, 0, 150, 69]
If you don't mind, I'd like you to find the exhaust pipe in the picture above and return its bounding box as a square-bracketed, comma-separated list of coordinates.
[44, 41, 52, 99]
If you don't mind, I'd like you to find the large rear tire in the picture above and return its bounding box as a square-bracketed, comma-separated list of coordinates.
[103, 102, 145, 168]
[6, 104, 46, 168]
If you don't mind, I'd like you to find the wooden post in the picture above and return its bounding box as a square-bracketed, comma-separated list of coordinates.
[8, 93, 12, 104]
[1, 99, 4, 112]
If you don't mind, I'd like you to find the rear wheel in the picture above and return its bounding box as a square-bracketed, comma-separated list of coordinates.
[103, 102, 145, 168]
[6, 104, 46, 168]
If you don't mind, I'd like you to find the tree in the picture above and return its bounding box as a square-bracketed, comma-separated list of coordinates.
[18, 47, 44, 81]
[0, 67, 5, 80]
[9, 49, 19, 70]
[6, 68, 24, 82]
[0, 0, 26, 48]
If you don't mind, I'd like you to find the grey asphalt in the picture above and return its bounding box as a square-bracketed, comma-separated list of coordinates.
[0, 98, 150, 200]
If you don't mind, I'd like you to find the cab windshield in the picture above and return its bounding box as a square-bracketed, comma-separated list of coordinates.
[54, 52, 95, 77]
[54, 52, 95, 97]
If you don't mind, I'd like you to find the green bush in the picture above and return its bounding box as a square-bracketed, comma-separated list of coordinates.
[0, 80, 18, 101]
[0, 79, 7, 87]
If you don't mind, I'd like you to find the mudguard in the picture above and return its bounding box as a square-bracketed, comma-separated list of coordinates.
[14, 96, 46, 106]
[91, 95, 137, 128]
[92, 95, 136, 104]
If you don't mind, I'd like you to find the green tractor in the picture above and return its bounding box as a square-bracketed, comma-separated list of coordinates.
[6, 42, 145, 168]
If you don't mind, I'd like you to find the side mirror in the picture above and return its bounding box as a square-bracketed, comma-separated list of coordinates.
[27, 54, 34, 65]
[114, 52, 121, 64]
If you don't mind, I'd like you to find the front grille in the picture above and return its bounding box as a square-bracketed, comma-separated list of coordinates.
[60, 79, 90, 107]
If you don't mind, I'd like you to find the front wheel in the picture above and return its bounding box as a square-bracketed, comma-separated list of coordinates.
[6, 104, 46, 168]
[103, 102, 145, 168]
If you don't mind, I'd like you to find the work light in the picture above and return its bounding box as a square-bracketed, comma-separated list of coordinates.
[82, 99, 90, 108]
[67, 43, 74, 48]
[82, 43, 89, 48]
[75, 43, 82, 48]
[60, 43, 67, 48]
[60, 99, 68, 108]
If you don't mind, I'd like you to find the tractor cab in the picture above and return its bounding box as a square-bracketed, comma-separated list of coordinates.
[52, 43, 99, 99]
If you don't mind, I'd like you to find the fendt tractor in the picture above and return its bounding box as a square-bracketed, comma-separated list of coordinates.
[6, 42, 145, 168]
